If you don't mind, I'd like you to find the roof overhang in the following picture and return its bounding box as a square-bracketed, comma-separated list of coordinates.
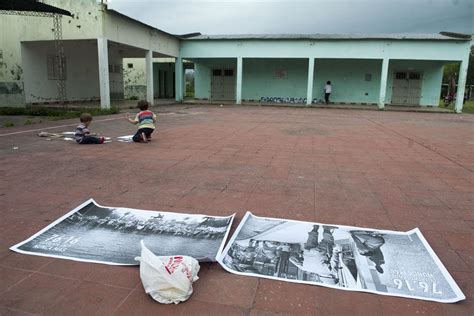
[0, 0, 72, 16]
[183, 33, 472, 41]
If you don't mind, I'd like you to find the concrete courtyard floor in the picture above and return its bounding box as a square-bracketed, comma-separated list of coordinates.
[0, 105, 472, 315]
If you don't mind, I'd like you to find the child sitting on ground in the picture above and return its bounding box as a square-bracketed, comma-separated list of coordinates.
[75, 113, 105, 144]
[126, 100, 157, 143]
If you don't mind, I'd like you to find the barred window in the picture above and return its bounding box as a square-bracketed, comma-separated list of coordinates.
[395, 72, 406, 80]
[409, 72, 421, 80]
[47, 55, 66, 80]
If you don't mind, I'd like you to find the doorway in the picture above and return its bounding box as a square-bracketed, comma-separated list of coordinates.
[391, 71, 423, 105]
[210, 68, 236, 100]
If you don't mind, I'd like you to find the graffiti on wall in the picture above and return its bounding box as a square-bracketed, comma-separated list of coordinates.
[260, 97, 326, 104]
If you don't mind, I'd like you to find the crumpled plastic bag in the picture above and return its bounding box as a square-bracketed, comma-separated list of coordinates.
[135, 240, 200, 304]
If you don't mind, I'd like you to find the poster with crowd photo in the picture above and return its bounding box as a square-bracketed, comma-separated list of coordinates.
[11, 199, 234, 265]
[218, 212, 465, 303]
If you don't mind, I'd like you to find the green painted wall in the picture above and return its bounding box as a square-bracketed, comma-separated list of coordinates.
[181, 39, 470, 61]
[153, 62, 175, 98]
[194, 57, 445, 106]
[193, 58, 236, 99]
[242, 58, 308, 100]
[386, 60, 444, 106]
[185, 38, 469, 107]
[194, 58, 382, 103]
[312, 59, 381, 103]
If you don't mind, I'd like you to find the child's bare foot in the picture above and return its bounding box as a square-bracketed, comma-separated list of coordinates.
[140, 132, 148, 143]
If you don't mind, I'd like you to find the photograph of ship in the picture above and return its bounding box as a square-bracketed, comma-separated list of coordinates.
[218, 212, 465, 303]
[11, 199, 234, 265]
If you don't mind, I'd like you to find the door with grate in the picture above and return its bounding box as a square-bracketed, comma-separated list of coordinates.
[391, 71, 422, 105]
[211, 68, 236, 100]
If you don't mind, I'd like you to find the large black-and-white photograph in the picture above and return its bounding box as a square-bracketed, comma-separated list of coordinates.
[11, 199, 234, 265]
[218, 212, 465, 303]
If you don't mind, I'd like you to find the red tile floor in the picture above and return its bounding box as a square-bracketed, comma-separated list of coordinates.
[0, 105, 472, 315]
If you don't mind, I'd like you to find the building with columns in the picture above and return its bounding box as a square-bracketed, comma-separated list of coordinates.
[179, 34, 472, 113]
[0, 1, 471, 113]
[0, 0, 179, 109]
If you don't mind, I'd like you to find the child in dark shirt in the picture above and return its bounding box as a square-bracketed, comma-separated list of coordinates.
[75, 113, 105, 144]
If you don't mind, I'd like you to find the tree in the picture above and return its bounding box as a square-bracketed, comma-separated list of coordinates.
[443, 45, 474, 84]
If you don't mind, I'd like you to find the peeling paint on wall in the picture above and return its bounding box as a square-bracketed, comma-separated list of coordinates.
[0, 82, 24, 95]
[123, 59, 147, 99]
[10, 65, 23, 81]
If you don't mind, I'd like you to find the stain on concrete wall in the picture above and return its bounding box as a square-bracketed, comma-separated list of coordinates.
[9, 64, 23, 81]
[123, 58, 146, 100]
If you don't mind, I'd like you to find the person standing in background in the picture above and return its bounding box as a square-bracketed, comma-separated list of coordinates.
[324, 81, 332, 104]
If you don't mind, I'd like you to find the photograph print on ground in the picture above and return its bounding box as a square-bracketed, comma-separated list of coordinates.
[11, 199, 234, 265]
[218, 212, 465, 303]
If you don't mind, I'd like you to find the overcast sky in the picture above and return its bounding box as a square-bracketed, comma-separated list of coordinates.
[108, 0, 473, 36]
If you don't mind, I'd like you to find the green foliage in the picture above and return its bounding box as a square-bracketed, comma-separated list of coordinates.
[3, 121, 15, 127]
[439, 99, 474, 114]
[0, 106, 119, 119]
[23, 119, 34, 125]
[468, 48, 474, 85]
[443, 47, 474, 85]
[442, 62, 460, 83]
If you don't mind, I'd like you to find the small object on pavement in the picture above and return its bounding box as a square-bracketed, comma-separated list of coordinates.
[117, 135, 134, 142]
[135, 240, 200, 304]
[12, 147, 18, 150]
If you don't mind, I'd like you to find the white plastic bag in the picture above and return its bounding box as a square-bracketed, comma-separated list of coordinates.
[135, 240, 200, 304]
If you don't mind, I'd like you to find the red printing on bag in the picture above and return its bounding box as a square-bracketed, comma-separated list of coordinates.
[164, 256, 193, 281]
[165, 256, 184, 275]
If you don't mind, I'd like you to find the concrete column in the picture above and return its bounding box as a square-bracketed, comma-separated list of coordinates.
[175, 57, 183, 102]
[146, 50, 154, 106]
[183, 67, 186, 98]
[236, 57, 243, 104]
[306, 57, 315, 105]
[378, 58, 389, 110]
[454, 58, 469, 113]
[97, 37, 110, 109]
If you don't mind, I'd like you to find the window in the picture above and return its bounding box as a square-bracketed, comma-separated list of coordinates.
[409, 72, 421, 80]
[47, 55, 66, 80]
[395, 72, 406, 80]
[109, 65, 122, 74]
[224, 69, 234, 76]
[273, 68, 288, 79]
[212, 69, 222, 76]
[127, 63, 133, 69]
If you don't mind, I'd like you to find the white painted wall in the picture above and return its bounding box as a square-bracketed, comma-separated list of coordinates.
[0, 0, 178, 106]
[104, 12, 180, 57]
[22, 40, 124, 103]
[22, 41, 93, 103]
[108, 48, 124, 100]
[0, 0, 103, 105]
[123, 58, 146, 100]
